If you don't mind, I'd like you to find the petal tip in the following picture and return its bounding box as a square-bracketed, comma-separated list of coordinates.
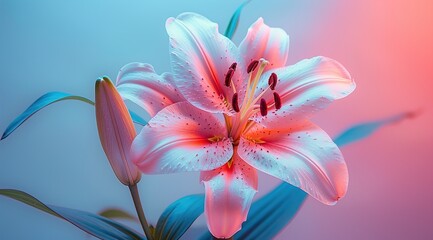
[165, 17, 175, 28]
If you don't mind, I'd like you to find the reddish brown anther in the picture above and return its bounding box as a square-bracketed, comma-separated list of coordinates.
[232, 93, 240, 112]
[225, 68, 234, 87]
[273, 92, 282, 110]
[247, 60, 259, 73]
[229, 62, 237, 71]
[268, 72, 277, 90]
[260, 98, 268, 116]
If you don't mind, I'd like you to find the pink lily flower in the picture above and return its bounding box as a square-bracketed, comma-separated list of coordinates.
[117, 13, 355, 238]
[95, 77, 141, 186]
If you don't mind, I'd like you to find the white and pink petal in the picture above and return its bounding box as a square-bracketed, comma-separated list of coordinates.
[166, 12, 247, 114]
[238, 121, 348, 205]
[252, 56, 355, 129]
[116, 62, 184, 119]
[201, 153, 258, 238]
[239, 18, 290, 71]
[131, 102, 233, 174]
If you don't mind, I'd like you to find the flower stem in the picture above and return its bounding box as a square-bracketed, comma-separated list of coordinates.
[129, 184, 153, 240]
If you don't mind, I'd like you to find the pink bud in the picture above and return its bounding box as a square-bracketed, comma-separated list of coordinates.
[95, 77, 141, 186]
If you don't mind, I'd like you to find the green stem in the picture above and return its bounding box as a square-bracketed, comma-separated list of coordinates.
[129, 184, 153, 240]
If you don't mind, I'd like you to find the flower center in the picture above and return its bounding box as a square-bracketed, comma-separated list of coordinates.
[224, 58, 282, 144]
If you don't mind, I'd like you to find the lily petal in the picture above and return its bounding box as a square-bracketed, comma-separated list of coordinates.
[116, 62, 184, 119]
[239, 18, 290, 71]
[238, 121, 348, 205]
[252, 56, 355, 129]
[131, 101, 233, 173]
[166, 12, 247, 114]
[95, 77, 141, 186]
[201, 153, 258, 238]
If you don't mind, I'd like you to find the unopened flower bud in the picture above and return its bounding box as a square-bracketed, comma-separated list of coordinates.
[95, 77, 141, 186]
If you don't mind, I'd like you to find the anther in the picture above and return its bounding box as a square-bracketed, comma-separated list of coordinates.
[260, 98, 268, 116]
[232, 93, 240, 112]
[229, 62, 237, 71]
[273, 92, 282, 110]
[268, 73, 277, 90]
[247, 60, 259, 73]
[225, 68, 234, 87]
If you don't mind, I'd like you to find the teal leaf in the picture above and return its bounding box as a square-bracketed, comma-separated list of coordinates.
[235, 183, 307, 239]
[98, 208, 137, 221]
[1, 92, 94, 140]
[334, 111, 417, 147]
[155, 194, 204, 240]
[224, 0, 252, 39]
[1, 91, 146, 140]
[128, 110, 147, 126]
[0, 189, 145, 240]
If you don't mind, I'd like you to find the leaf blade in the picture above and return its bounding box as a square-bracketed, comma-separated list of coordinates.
[155, 194, 204, 240]
[235, 183, 307, 239]
[98, 208, 137, 221]
[129, 109, 147, 126]
[1, 91, 146, 140]
[334, 111, 417, 147]
[0, 189, 145, 240]
[224, 0, 252, 39]
[1, 92, 94, 140]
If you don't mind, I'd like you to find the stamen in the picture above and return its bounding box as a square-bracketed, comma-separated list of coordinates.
[268, 72, 277, 90]
[247, 60, 259, 73]
[260, 98, 268, 116]
[229, 62, 237, 71]
[273, 92, 282, 109]
[232, 93, 240, 112]
[225, 68, 234, 87]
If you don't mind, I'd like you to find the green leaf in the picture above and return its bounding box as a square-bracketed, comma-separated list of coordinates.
[334, 111, 417, 147]
[224, 0, 252, 39]
[0, 188, 60, 217]
[155, 194, 204, 240]
[98, 208, 137, 221]
[1, 92, 93, 140]
[1, 91, 146, 140]
[0, 189, 145, 240]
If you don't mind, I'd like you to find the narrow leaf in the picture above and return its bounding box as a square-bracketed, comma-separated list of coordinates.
[224, 0, 252, 39]
[334, 111, 417, 147]
[98, 208, 137, 221]
[0, 189, 145, 240]
[155, 194, 204, 240]
[1, 92, 93, 140]
[0, 188, 60, 217]
[129, 110, 147, 126]
[1, 91, 146, 140]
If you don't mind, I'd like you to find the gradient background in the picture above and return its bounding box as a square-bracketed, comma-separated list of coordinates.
[1, 0, 432, 239]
